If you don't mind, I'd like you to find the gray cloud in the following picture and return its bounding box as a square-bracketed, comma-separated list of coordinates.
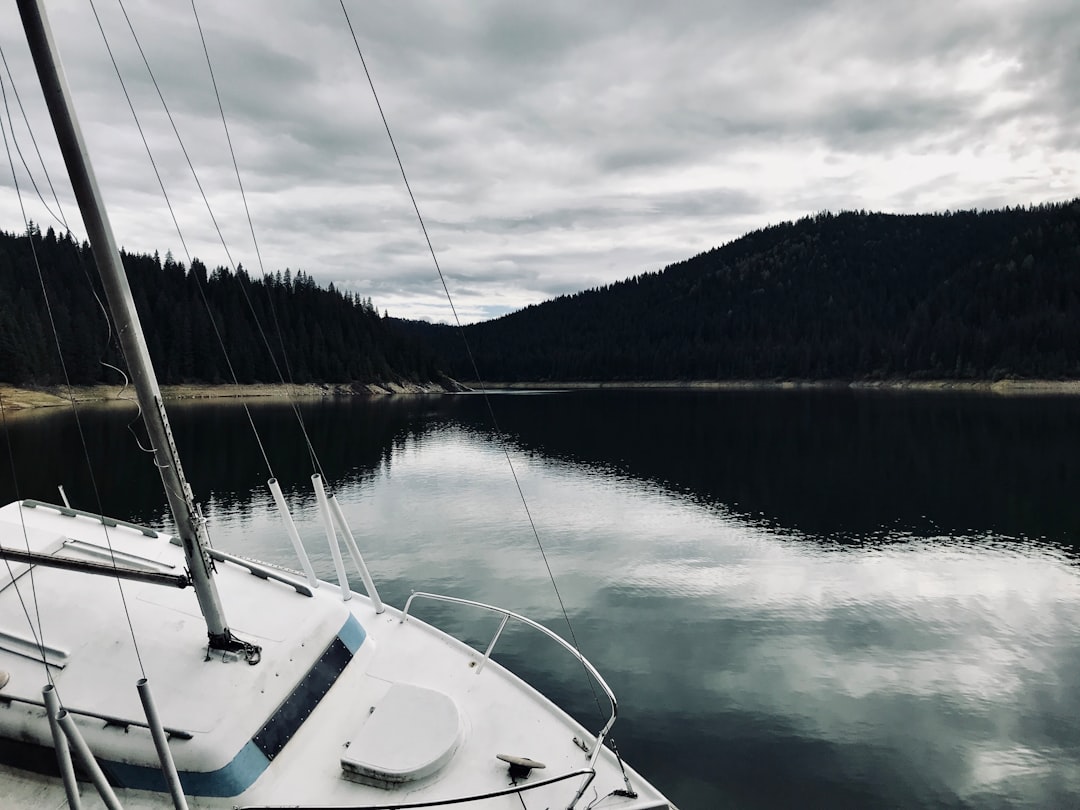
[0, 0, 1076, 322]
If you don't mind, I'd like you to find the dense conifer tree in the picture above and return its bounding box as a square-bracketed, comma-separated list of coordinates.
[406, 200, 1080, 382]
[6, 199, 1080, 387]
[0, 227, 439, 387]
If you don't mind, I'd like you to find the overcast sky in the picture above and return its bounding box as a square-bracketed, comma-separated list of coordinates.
[1, 0, 1076, 322]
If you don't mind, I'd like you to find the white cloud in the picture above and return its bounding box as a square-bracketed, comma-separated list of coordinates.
[1, 0, 1076, 322]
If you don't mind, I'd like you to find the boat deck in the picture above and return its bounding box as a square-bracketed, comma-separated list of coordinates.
[0, 501, 673, 809]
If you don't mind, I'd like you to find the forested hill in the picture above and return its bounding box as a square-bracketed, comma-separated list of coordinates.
[0, 227, 440, 386]
[406, 200, 1080, 382]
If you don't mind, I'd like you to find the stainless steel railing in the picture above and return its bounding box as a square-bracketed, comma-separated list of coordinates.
[401, 592, 618, 764]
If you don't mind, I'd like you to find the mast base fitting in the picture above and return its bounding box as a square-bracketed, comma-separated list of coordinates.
[207, 631, 262, 665]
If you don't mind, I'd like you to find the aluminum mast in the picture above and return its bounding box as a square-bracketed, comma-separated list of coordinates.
[17, 0, 237, 650]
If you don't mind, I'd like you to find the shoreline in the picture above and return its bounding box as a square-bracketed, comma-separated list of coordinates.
[4, 377, 1080, 413]
[478, 378, 1080, 396]
[0, 381, 449, 413]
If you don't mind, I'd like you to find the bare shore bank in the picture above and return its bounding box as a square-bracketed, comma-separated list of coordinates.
[0, 381, 449, 413]
[4, 378, 1080, 414]
[479, 379, 1080, 396]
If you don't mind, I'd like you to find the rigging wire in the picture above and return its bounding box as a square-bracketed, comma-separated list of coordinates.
[85, 7, 271, 665]
[0, 394, 57, 692]
[0, 67, 147, 680]
[0, 99, 54, 685]
[86, 0, 275, 482]
[0, 42, 150, 488]
[190, 0, 327, 482]
[0, 91, 50, 672]
[0, 43, 126, 390]
[0, 44, 69, 230]
[338, 1, 607, 723]
[112, 0, 338, 486]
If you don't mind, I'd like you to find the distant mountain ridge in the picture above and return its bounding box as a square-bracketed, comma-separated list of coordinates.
[406, 199, 1080, 382]
[6, 200, 1079, 389]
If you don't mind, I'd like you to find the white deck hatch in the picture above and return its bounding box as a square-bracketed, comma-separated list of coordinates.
[341, 683, 462, 788]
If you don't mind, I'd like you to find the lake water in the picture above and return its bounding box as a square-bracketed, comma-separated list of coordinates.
[2, 388, 1079, 808]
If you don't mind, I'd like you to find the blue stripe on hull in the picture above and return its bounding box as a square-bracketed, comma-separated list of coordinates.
[67, 612, 365, 798]
[105, 740, 269, 797]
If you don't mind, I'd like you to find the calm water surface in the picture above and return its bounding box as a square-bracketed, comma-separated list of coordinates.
[2, 389, 1079, 808]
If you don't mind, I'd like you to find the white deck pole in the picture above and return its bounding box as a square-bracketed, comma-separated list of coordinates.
[267, 478, 318, 589]
[137, 678, 188, 810]
[57, 710, 123, 810]
[42, 685, 81, 810]
[312, 475, 350, 601]
[328, 495, 384, 613]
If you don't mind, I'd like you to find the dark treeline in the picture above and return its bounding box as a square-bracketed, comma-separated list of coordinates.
[0, 226, 439, 386]
[407, 199, 1080, 382]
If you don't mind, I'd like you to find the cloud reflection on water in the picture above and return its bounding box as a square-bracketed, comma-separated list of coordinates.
[209, 420, 1080, 808]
